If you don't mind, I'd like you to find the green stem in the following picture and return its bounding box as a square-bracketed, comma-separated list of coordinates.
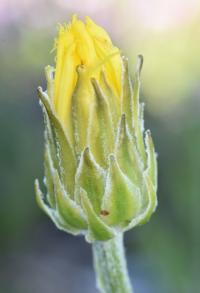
[92, 232, 133, 293]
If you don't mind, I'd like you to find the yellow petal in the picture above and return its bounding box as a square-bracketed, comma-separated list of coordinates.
[52, 16, 122, 146]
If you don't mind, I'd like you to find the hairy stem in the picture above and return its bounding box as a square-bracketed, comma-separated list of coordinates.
[92, 233, 133, 293]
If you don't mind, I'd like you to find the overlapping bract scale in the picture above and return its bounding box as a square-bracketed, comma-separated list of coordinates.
[35, 55, 157, 242]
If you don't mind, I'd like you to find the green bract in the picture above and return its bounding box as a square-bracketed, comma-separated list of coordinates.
[35, 56, 157, 242]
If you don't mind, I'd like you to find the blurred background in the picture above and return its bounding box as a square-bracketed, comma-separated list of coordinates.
[0, 0, 200, 292]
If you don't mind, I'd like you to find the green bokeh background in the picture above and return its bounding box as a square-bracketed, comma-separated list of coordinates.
[0, 1, 200, 292]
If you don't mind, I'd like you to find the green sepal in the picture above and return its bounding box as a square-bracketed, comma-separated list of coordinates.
[139, 175, 157, 225]
[101, 155, 141, 226]
[99, 70, 120, 131]
[125, 175, 157, 230]
[124, 131, 158, 230]
[53, 171, 88, 230]
[35, 179, 79, 235]
[38, 87, 76, 197]
[132, 55, 146, 163]
[80, 189, 115, 242]
[71, 65, 94, 158]
[42, 102, 58, 171]
[121, 56, 133, 132]
[90, 78, 114, 168]
[44, 145, 56, 208]
[145, 130, 157, 190]
[135, 130, 158, 225]
[75, 147, 106, 213]
[115, 114, 143, 186]
[139, 102, 145, 133]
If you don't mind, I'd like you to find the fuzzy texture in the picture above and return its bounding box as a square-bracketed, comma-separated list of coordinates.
[35, 16, 157, 242]
[92, 233, 133, 293]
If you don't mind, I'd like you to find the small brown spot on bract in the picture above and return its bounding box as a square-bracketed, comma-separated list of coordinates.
[100, 210, 109, 216]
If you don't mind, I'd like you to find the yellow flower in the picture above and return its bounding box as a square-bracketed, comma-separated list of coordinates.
[36, 16, 157, 242]
[53, 15, 122, 144]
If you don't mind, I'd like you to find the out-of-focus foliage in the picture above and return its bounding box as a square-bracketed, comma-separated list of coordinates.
[0, 0, 200, 292]
[131, 20, 200, 113]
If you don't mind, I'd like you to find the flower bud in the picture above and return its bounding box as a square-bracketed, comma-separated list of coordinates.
[35, 16, 157, 242]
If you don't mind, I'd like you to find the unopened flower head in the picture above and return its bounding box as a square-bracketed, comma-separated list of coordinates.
[35, 16, 157, 242]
